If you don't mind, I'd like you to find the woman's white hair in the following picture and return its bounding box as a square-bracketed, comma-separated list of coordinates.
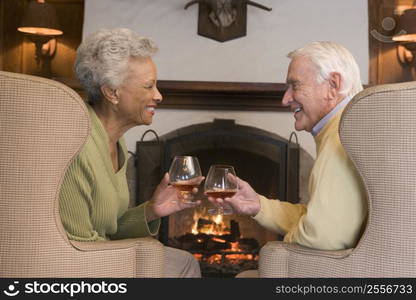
[288, 41, 363, 97]
[75, 28, 158, 104]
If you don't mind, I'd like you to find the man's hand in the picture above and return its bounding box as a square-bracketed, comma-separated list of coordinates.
[145, 173, 204, 221]
[207, 176, 261, 216]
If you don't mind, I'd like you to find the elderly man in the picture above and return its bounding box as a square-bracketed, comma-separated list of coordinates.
[211, 41, 367, 257]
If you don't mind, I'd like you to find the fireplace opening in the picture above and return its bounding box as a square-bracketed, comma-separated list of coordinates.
[169, 213, 261, 277]
[131, 119, 309, 277]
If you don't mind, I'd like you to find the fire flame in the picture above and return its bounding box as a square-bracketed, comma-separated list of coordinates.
[191, 209, 230, 235]
[228, 242, 240, 252]
[190, 209, 258, 265]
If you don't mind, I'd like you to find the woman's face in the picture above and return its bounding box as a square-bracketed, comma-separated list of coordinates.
[116, 57, 162, 126]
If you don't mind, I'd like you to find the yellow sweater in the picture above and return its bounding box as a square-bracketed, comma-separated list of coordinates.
[253, 109, 367, 250]
[59, 104, 160, 241]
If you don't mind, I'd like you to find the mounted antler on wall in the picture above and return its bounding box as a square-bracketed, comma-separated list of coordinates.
[184, 0, 272, 42]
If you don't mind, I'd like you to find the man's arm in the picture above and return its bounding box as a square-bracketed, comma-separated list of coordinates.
[253, 195, 307, 236]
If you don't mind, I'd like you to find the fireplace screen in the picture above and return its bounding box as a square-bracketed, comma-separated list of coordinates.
[133, 119, 300, 277]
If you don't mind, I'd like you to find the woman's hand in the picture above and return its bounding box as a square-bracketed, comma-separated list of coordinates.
[207, 176, 261, 216]
[145, 173, 204, 221]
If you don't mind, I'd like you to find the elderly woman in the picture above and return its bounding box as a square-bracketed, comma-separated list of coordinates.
[59, 28, 202, 277]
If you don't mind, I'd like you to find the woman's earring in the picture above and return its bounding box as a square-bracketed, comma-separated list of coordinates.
[113, 100, 119, 105]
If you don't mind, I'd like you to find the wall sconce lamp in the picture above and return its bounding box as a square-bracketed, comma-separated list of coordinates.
[392, 8, 416, 65]
[17, 0, 63, 69]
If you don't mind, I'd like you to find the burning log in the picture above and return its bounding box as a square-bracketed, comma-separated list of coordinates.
[173, 233, 205, 250]
[199, 255, 260, 278]
[230, 220, 240, 241]
[172, 233, 231, 252]
[206, 237, 230, 251]
[237, 238, 259, 251]
[197, 217, 213, 227]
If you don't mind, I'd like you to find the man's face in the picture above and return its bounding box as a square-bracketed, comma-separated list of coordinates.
[282, 56, 332, 132]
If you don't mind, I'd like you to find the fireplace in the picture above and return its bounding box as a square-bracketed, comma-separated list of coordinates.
[131, 119, 306, 277]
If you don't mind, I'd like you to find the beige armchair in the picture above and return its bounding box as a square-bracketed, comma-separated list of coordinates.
[259, 82, 416, 277]
[0, 71, 165, 277]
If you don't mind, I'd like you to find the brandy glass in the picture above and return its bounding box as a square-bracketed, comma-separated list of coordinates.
[204, 165, 238, 215]
[168, 156, 202, 203]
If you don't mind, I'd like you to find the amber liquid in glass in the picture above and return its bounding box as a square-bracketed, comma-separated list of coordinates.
[172, 182, 199, 193]
[205, 190, 237, 199]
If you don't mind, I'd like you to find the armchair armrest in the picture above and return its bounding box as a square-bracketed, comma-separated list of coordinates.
[259, 241, 353, 277]
[70, 237, 165, 277]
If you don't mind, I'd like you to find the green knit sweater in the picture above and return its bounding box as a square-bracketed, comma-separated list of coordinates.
[59, 104, 160, 241]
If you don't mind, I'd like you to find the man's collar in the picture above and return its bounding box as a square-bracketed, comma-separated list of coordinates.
[311, 95, 352, 136]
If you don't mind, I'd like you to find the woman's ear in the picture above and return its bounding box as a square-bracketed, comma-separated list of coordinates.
[100, 85, 119, 105]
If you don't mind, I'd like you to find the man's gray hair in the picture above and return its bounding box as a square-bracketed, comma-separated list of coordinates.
[288, 41, 363, 97]
[75, 28, 158, 104]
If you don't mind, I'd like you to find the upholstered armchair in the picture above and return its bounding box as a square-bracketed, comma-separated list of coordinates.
[259, 82, 416, 277]
[0, 71, 165, 277]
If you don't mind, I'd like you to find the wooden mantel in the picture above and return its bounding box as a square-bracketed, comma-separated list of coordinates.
[55, 78, 290, 112]
[157, 80, 288, 111]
